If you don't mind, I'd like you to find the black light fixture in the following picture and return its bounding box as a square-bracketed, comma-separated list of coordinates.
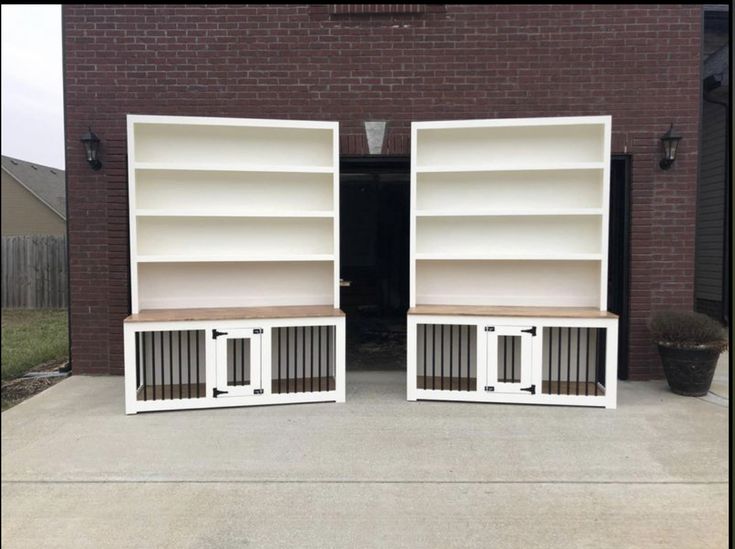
[659, 123, 681, 170]
[80, 128, 102, 170]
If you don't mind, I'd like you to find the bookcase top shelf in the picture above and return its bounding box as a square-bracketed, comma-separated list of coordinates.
[136, 254, 335, 263]
[412, 115, 611, 130]
[415, 209, 603, 217]
[415, 253, 602, 261]
[136, 210, 335, 218]
[416, 162, 604, 173]
[134, 162, 334, 174]
[128, 114, 339, 130]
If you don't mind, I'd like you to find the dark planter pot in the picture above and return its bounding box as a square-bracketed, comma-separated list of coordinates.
[656, 343, 721, 396]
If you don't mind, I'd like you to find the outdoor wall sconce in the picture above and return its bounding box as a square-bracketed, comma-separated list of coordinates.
[80, 128, 102, 170]
[659, 124, 682, 170]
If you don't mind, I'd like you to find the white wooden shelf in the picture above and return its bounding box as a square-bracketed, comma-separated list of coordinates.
[412, 116, 610, 130]
[416, 215, 601, 257]
[136, 217, 333, 257]
[414, 121, 605, 167]
[137, 261, 334, 310]
[415, 209, 603, 217]
[411, 115, 611, 310]
[416, 169, 603, 212]
[415, 253, 603, 261]
[135, 170, 333, 213]
[416, 162, 605, 174]
[136, 209, 334, 218]
[125, 115, 345, 415]
[134, 162, 334, 174]
[137, 254, 335, 263]
[128, 115, 340, 313]
[130, 114, 338, 130]
[408, 115, 616, 410]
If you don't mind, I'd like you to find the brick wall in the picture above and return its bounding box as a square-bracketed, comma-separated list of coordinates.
[63, 4, 702, 379]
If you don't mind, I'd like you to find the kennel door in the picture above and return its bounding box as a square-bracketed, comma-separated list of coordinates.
[213, 328, 262, 398]
[486, 325, 535, 394]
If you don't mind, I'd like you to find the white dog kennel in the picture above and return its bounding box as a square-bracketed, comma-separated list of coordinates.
[407, 116, 619, 408]
[123, 115, 345, 413]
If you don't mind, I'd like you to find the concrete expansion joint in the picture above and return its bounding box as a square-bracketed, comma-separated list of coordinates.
[697, 391, 729, 408]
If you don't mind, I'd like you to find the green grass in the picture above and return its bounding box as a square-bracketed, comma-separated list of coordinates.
[1, 309, 69, 380]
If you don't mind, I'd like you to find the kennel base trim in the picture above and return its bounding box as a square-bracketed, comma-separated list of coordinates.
[407, 306, 618, 409]
[123, 306, 345, 414]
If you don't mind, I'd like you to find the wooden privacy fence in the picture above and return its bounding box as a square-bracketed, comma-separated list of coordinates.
[1, 235, 68, 308]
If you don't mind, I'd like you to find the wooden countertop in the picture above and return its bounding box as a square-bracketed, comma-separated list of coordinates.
[125, 305, 345, 323]
[408, 305, 618, 319]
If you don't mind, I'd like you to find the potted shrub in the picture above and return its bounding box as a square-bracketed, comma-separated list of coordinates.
[648, 310, 728, 396]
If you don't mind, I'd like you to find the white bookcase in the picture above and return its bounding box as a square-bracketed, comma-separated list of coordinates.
[408, 116, 618, 408]
[123, 115, 345, 414]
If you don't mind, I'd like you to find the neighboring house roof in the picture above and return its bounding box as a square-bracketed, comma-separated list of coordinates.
[1, 155, 66, 219]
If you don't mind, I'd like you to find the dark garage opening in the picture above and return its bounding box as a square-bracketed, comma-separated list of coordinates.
[340, 156, 410, 370]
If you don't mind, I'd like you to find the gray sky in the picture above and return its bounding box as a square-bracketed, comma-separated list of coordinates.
[1, 4, 64, 169]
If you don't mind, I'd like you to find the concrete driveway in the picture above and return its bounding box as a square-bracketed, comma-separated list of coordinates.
[1, 367, 728, 548]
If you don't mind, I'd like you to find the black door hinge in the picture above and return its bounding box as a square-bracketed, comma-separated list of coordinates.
[521, 327, 537, 336]
[253, 329, 263, 334]
[212, 329, 228, 339]
[254, 388, 264, 395]
[212, 387, 229, 398]
[484, 386, 495, 392]
[485, 326, 495, 332]
[520, 384, 536, 394]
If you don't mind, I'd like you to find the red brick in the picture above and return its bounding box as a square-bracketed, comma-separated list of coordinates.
[63, 4, 702, 379]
